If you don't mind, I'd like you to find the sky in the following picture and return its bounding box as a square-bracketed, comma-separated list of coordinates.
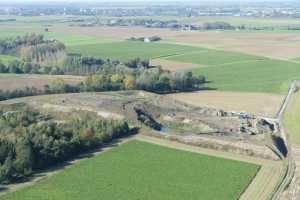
[3, 0, 291, 2]
[1, 0, 293, 5]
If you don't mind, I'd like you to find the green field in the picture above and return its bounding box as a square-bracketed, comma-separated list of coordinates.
[0, 55, 19, 65]
[166, 49, 264, 66]
[1, 140, 259, 200]
[284, 92, 300, 144]
[192, 59, 300, 94]
[67, 41, 200, 61]
[0, 30, 25, 39]
[292, 57, 300, 62]
[44, 32, 117, 46]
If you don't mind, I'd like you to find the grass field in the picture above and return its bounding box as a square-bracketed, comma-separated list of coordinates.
[0, 55, 19, 65]
[67, 41, 200, 61]
[44, 32, 117, 46]
[0, 30, 25, 39]
[165, 49, 264, 66]
[292, 57, 300, 62]
[1, 140, 260, 200]
[193, 59, 300, 94]
[284, 91, 300, 144]
[61, 35, 264, 66]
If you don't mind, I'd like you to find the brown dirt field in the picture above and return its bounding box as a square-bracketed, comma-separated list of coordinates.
[44, 26, 300, 60]
[0, 74, 84, 91]
[167, 91, 285, 117]
[150, 58, 205, 71]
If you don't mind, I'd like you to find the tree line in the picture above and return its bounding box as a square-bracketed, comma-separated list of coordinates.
[0, 54, 106, 75]
[81, 62, 205, 93]
[0, 34, 47, 55]
[0, 105, 132, 184]
[0, 56, 205, 101]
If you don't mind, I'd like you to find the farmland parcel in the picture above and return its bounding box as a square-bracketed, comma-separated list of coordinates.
[1, 140, 259, 200]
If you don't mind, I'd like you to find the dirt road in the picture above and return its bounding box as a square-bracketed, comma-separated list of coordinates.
[272, 81, 298, 200]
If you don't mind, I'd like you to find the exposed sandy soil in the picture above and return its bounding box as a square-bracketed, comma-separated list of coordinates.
[150, 58, 204, 71]
[0, 74, 84, 91]
[44, 26, 300, 60]
[167, 91, 285, 117]
[42, 103, 124, 119]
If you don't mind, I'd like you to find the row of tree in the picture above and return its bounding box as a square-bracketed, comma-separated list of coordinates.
[20, 41, 66, 66]
[0, 62, 205, 102]
[82, 66, 205, 93]
[0, 55, 107, 75]
[0, 106, 132, 184]
[0, 34, 48, 55]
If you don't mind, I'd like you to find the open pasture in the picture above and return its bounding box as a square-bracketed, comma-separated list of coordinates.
[0, 74, 83, 91]
[1, 140, 259, 200]
[165, 49, 264, 66]
[167, 91, 284, 117]
[0, 29, 25, 39]
[67, 41, 200, 61]
[193, 59, 300, 94]
[44, 32, 117, 47]
[0, 55, 19, 65]
[284, 91, 300, 144]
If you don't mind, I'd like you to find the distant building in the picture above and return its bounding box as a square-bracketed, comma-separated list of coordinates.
[144, 38, 151, 43]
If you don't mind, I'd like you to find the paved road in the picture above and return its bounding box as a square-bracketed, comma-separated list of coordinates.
[276, 80, 297, 145]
